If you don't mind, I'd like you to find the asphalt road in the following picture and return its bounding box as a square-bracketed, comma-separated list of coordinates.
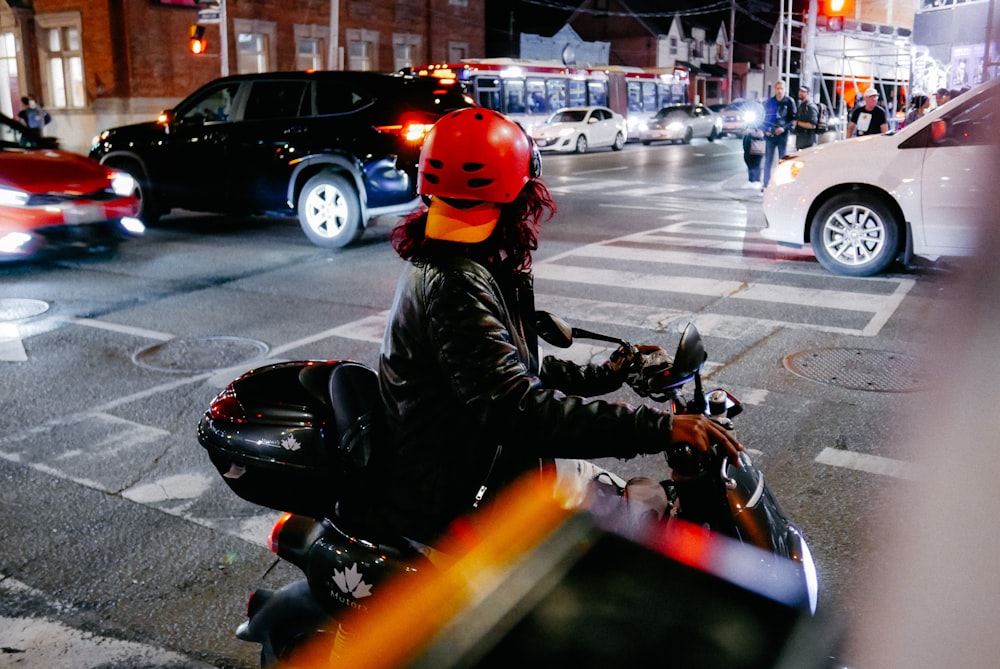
[0, 137, 964, 667]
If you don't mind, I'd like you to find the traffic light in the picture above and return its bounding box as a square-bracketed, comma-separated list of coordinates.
[821, 0, 854, 31]
[189, 24, 207, 54]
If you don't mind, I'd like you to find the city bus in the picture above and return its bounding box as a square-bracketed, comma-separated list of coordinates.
[410, 58, 690, 137]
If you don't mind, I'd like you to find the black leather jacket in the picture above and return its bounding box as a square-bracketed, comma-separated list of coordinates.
[375, 254, 674, 543]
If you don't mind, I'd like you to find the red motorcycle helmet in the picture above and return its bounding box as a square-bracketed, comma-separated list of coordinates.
[418, 107, 540, 204]
[418, 108, 541, 243]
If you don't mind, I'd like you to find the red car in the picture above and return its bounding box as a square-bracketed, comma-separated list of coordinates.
[0, 114, 143, 261]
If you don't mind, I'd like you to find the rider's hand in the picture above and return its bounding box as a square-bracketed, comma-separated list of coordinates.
[669, 414, 743, 463]
[606, 344, 664, 382]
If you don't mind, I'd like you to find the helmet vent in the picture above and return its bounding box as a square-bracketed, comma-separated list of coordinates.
[424, 174, 440, 184]
[428, 159, 444, 169]
[462, 162, 485, 172]
[467, 178, 494, 189]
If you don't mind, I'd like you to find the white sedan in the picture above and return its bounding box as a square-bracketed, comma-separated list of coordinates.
[530, 106, 627, 154]
[638, 104, 723, 145]
[761, 78, 998, 277]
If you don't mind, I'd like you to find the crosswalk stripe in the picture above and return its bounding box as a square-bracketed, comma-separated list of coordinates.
[532, 263, 898, 313]
[815, 447, 924, 481]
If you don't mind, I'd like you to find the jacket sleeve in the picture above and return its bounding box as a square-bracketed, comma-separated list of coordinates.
[539, 355, 623, 397]
[424, 265, 673, 461]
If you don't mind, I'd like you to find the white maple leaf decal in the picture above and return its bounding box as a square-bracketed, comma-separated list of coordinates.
[280, 435, 301, 451]
[332, 563, 373, 599]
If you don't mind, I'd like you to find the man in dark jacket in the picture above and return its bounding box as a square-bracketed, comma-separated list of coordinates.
[374, 108, 742, 545]
[762, 81, 796, 189]
[794, 85, 819, 150]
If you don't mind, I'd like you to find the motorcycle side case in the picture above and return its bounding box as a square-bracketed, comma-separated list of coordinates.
[197, 360, 368, 518]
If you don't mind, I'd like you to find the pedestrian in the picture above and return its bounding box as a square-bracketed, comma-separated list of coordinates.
[846, 88, 889, 138]
[904, 94, 930, 126]
[17, 95, 51, 136]
[793, 85, 819, 150]
[935, 87, 951, 107]
[360, 108, 743, 546]
[761, 81, 796, 189]
[741, 99, 765, 189]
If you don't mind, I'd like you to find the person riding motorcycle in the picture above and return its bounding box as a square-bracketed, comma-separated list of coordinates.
[363, 108, 743, 546]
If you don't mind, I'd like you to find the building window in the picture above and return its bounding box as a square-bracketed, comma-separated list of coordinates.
[237, 33, 268, 73]
[0, 32, 18, 117]
[294, 24, 328, 70]
[449, 0, 468, 6]
[393, 34, 421, 71]
[296, 37, 323, 70]
[448, 41, 469, 61]
[669, 37, 677, 56]
[347, 29, 378, 71]
[35, 12, 85, 109]
[233, 19, 276, 73]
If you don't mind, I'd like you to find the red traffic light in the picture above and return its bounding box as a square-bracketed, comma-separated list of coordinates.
[819, 0, 853, 31]
[189, 24, 207, 54]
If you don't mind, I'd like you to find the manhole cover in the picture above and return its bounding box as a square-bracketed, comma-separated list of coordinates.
[133, 336, 269, 373]
[0, 298, 50, 322]
[783, 348, 924, 392]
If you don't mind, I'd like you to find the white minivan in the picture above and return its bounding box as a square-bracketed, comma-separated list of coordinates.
[762, 78, 999, 276]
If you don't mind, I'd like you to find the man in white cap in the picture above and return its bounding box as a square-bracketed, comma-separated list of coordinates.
[846, 87, 889, 138]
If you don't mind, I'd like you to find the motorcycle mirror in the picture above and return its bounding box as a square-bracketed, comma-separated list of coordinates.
[535, 311, 574, 348]
[671, 322, 708, 378]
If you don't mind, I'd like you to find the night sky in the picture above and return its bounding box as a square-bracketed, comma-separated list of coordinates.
[486, 0, 784, 59]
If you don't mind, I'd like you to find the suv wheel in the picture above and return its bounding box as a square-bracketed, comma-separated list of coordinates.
[104, 158, 161, 226]
[297, 171, 363, 249]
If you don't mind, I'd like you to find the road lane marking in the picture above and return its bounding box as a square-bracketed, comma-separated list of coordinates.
[0, 323, 26, 361]
[65, 317, 174, 341]
[814, 447, 924, 481]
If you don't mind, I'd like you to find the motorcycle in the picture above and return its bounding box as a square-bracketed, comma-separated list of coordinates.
[197, 314, 819, 667]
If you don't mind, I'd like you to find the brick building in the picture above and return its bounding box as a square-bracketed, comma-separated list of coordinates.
[1, 0, 485, 153]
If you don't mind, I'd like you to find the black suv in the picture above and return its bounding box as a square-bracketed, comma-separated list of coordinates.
[90, 71, 472, 248]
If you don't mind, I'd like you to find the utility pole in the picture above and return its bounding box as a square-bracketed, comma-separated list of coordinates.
[803, 0, 818, 90]
[727, 0, 735, 103]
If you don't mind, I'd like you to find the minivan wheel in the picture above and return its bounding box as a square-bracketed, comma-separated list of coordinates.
[810, 192, 900, 277]
[297, 172, 363, 249]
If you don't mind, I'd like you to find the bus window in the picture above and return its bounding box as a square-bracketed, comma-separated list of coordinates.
[504, 80, 526, 114]
[588, 80, 608, 107]
[568, 79, 587, 107]
[642, 82, 658, 111]
[546, 78, 568, 111]
[658, 85, 672, 108]
[627, 81, 643, 112]
[526, 78, 547, 114]
[474, 76, 502, 112]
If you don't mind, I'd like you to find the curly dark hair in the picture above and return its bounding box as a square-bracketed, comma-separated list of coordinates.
[389, 179, 557, 272]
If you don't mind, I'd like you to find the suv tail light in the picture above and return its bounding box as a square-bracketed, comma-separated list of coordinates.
[376, 112, 441, 144]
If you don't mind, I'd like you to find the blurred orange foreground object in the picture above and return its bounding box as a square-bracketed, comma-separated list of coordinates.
[280, 471, 574, 668]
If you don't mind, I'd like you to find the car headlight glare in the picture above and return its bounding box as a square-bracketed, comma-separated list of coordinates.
[109, 171, 137, 197]
[667, 121, 684, 130]
[558, 127, 575, 137]
[772, 159, 806, 186]
[0, 187, 30, 207]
